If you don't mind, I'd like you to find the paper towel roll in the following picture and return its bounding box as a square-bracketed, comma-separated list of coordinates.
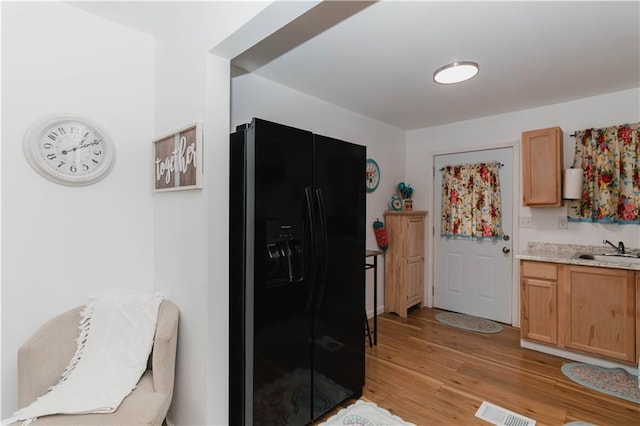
[563, 168, 583, 200]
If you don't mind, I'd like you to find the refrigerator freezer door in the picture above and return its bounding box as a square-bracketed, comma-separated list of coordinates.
[250, 119, 316, 425]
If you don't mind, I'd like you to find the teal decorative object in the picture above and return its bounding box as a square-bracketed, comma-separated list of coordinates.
[390, 194, 402, 211]
[365, 159, 380, 193]
[397, 181, 413, 199]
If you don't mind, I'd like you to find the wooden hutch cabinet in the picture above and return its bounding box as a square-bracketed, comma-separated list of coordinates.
[522, 126, 563, 207]
[384, 210, 427, 318]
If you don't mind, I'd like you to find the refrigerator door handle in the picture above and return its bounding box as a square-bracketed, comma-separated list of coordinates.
[314, 188, 329, 310]
[304, 187, 318, 311]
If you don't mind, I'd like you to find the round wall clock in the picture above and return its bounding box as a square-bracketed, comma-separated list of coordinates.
[23, 114, 116, 186]
[366, 158, 380, 193]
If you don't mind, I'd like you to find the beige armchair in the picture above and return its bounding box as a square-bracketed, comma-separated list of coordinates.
[10, 300, 179, 425]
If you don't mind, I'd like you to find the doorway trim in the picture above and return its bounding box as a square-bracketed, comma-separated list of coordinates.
[426, 141, 520, 327]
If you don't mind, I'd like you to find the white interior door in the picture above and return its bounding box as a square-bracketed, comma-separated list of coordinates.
[433, 148, 513, 323]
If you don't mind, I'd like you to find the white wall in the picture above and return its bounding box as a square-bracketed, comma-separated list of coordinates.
[1, 1, 155, 416]
[231, 72, 406, 316]
[1, 1, 271, 423]
[406, 88, 640, 255]
[151, 2, 271, 424]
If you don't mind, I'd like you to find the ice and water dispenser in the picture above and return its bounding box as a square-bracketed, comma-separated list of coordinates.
[265, 221, 304, 286]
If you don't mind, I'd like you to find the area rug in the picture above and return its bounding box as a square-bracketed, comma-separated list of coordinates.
[254, 368, 351, 425]
[435, 312, 503, 334]
[320, 400, 415, 426]
[561, 362, 639, 404]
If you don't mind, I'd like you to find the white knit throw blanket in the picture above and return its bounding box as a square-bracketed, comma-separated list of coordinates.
[3, 293, 163, 426]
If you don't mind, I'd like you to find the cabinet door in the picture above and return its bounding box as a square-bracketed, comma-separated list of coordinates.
[559, 265, 636, 362]
[636, 274, 640, 365]
[521, 262, 557, 344]
[383, 215, 405, 316]
[406, 259, 424, 306]
[521, 277, 557, 344]
[405, 216, 424, 307]
[405, 216, 424, 258]
[522, 127, 562, 207]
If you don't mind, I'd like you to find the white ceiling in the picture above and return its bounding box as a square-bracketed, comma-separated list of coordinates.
[68, 1, 640, 131]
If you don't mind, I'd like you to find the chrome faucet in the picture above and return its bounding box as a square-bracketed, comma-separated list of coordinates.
[603, 239, 625, 254]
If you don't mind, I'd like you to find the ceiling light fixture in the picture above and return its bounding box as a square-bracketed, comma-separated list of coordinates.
[433, 61, 479, 84]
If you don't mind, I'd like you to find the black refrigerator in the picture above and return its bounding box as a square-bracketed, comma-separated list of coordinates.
[229, 118, 366, 425]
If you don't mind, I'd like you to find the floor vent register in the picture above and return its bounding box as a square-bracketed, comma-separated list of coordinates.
[475, 401, 536, 426]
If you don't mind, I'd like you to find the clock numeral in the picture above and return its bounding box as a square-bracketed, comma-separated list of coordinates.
[57, 127, 66, 135]
[46, 153, 57, 160]
[47, 132, 58, 141]
[82, 164, 89, 172]
[43, 143, 53, 149]
[57, 161, 66, 168]
[70, 126, 80, 134]
[93, 150, 102, 156]
[92, 158, 99, 164]
[70, 165, 77, 173]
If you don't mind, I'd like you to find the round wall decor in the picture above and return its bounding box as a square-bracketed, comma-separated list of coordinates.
[23, 114, 116, 186]
[366, 158, 380, 193]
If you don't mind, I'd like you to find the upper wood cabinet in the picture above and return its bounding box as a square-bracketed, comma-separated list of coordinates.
[522, 127, 563, 207]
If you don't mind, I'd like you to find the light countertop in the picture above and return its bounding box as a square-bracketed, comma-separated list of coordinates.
[516, 242, 640, 271]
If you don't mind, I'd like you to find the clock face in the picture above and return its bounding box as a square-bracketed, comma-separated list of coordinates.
[366, 159, 380, 193]
[24, 114, 115, 186]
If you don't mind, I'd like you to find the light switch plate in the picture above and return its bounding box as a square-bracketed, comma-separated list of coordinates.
[519, 217, 532, 228]
[558, 216, 568, 229]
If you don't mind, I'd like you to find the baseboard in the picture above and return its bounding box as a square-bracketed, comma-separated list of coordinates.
[520, 339, 638, 375]
[365, 306, 385, 319]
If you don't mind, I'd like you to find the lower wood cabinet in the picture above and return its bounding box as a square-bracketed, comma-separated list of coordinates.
[520, 261, 637, 364]
[521, 261, 558, 344]
[636, 274, 640, 364]
[558, 265, 636, 363]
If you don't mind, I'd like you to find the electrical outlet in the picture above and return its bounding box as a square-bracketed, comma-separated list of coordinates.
[558, 216, 568, 229]
[519, 217, 532, 228]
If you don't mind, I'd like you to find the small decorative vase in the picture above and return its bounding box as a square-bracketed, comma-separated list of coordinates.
[390, 195, 402, 211]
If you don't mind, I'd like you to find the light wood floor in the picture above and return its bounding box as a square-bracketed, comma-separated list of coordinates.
[321, 307, 639, 425]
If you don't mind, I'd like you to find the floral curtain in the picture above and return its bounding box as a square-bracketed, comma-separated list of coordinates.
[568, 123, 640, 223]
[441, 162, 503, 239]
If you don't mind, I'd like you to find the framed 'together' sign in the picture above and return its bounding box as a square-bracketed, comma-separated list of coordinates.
[153, 123, 202, 192]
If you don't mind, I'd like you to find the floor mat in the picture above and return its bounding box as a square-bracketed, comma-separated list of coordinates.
[320, 400, 415, 426]
[435, 311, 503, 333]
[561, 362, 639, 404]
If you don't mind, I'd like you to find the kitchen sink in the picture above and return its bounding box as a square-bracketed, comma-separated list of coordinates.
[576, 253, 640, 263]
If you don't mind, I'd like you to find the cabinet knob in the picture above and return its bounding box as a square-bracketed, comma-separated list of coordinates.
[502, 247, 511, 254]
[503, 234, 510, 241]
